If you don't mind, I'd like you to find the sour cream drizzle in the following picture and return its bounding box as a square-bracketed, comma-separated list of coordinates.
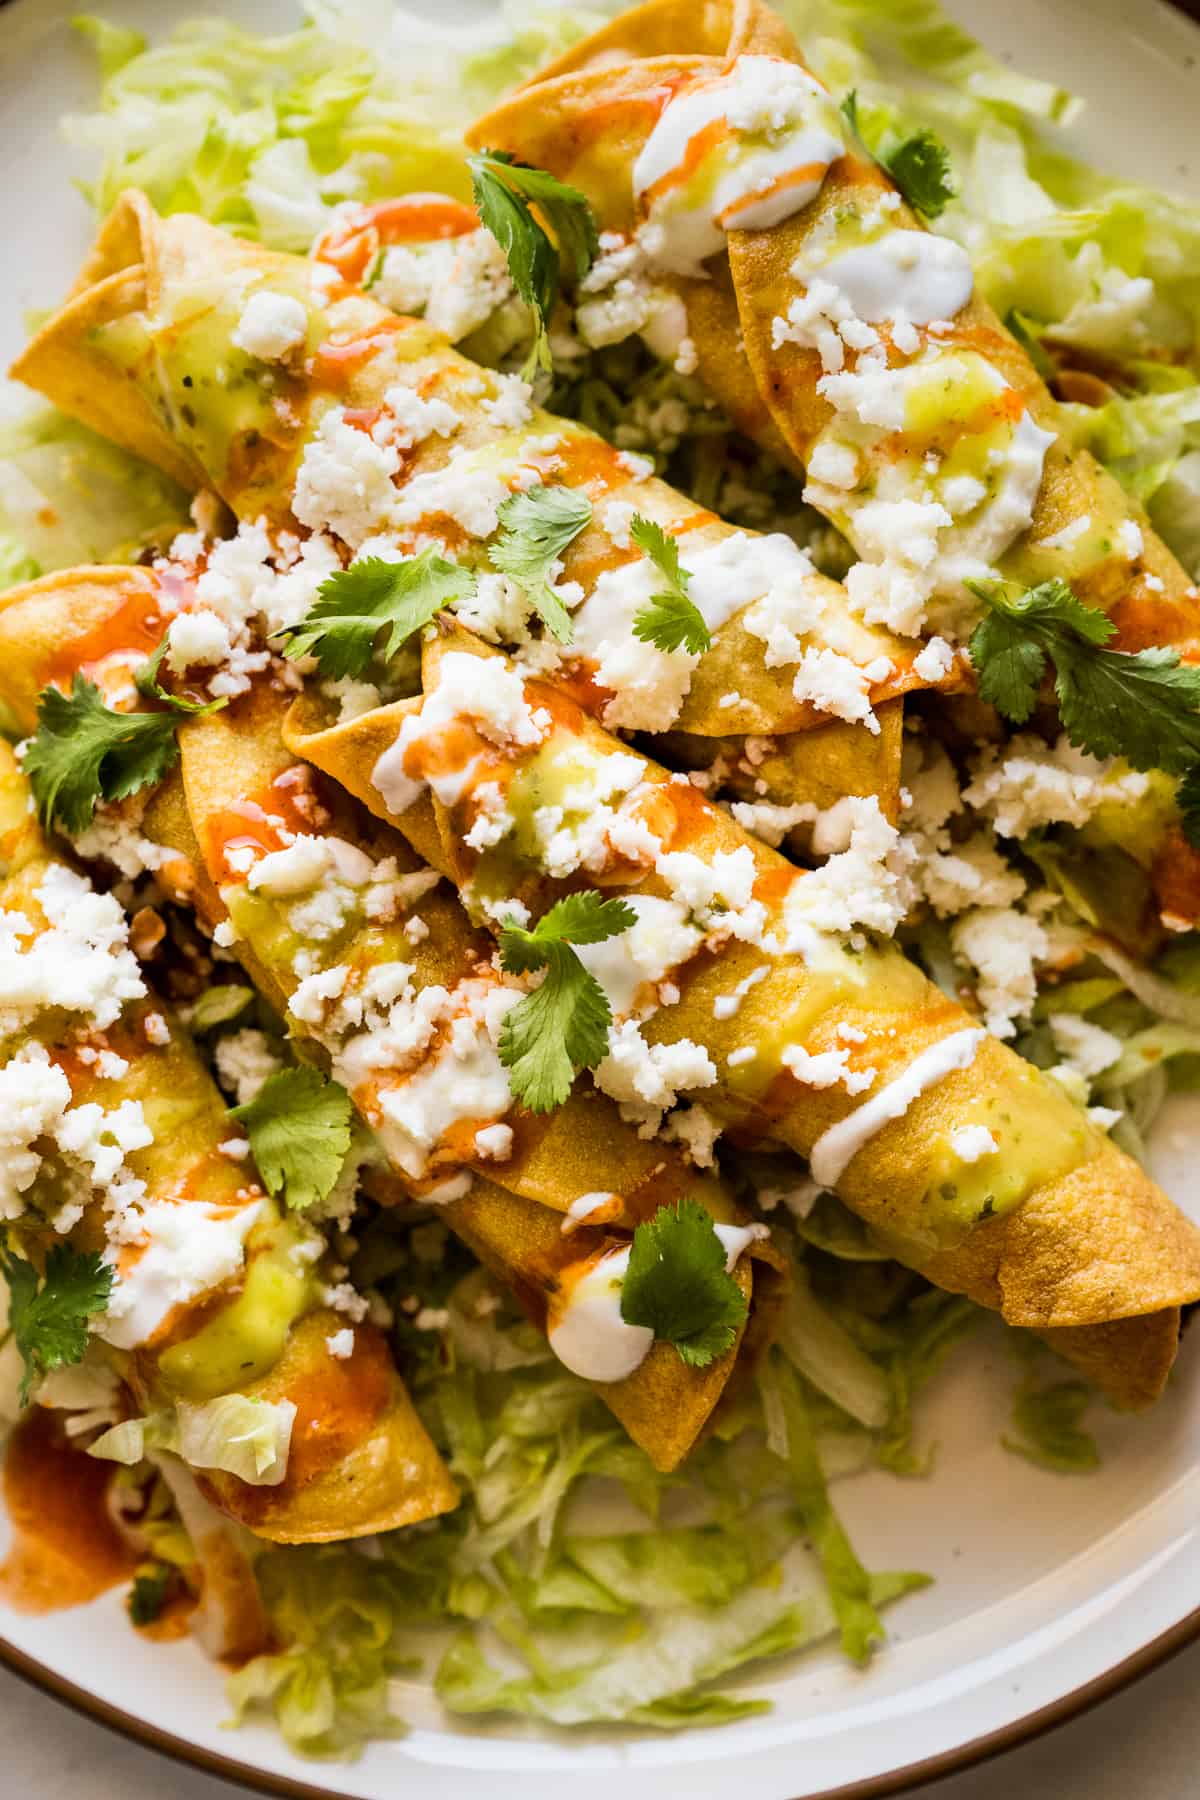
[713, 1222, 770, 1267]
[547, 1221, 765, 1382]
[806, 229, 974, 328]
[634, 57, 844, 276]
[560, 1191, 622, 1235]
[809, 1027, 985, 1188]
[547, 1246, 652, 1383]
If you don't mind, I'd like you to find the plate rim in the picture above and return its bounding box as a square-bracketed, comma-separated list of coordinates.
[3, 1602, 1200, 1800]
[2, 0, 1200, 1793]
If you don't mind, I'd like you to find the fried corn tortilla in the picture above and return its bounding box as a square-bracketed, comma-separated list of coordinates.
[0, 565, 785, 1471]
[471, 0, 1200, 918]
[11, 190, 973, 821]
[287, 621, 1200, 1408]
[177, 675, 785, 1470]
[0, 738, 455, 1542]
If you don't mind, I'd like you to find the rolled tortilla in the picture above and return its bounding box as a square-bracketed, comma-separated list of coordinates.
[10, 192, 972, 821]
[0, 739, 456, 1542]
[0, 561, 790, 1467]
[474, 0, 1200, 655]
[286, 619, 1200, 1408]
[0, 566, 291, 1009]
[173, 672, 784, 1469]
[471, 0, 1200, 915]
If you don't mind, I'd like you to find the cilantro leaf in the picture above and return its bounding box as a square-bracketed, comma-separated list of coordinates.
[629, 515, 711, 655]
[489, 484, 592, 643]
[620, 1198, 748, 1367]
[468, 150, 599, 377]
[968, 578, 1200, 772]
[1054, 641, 1200, 769]
[24, 676, 181, 835]
[840, 90, 955, 219]
[133, 640, 227, 717]
[0, 1244, 114, 1404]
[497, 890, 635, 1113]
[968, 609, 1049, 724]
[883, 130, 955, 220]
[128, 1564, 174, 1627]
[231, 1066, 354, 1211]
[1179, 763, 1200, 850]
[501, 890, 637, 961]
[276, 550, 475, 678]
[496, 947, 610, 1114]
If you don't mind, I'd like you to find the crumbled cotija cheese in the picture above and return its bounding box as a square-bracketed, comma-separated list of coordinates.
[0, 864, 146, 1038]
[232, 290, 308, 360]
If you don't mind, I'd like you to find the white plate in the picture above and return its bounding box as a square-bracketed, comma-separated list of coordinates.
[2, 0, 1200, 1795]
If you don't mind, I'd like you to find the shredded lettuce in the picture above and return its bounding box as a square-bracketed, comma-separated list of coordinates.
[0, 409, 189, 591]
[1003, 1355, 1102, 1474]
[1149, 450, 1200, 577]
[64, 6, 605, 254]
[762, 1353, 904, 1662]
[873, 1291, 980, 1476]
[433, 1559, 914, 1729]
[0, 537, 39, 592]
[72, 16, 147, 79]
[775, 0, 1200, 568]
[90, 1394, 296, 1486]
[228, 1547, 416, 1757]
[226, 1266, 929, 1751]
[776, 1267, 892, 1430]
[786, 0, 1078, 124]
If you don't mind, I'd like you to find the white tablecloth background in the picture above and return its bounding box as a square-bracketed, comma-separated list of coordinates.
[2, 1637, 1196, 1800]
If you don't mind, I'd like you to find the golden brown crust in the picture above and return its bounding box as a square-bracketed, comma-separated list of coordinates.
[12, 192, 933, 820]
[473, 0, 1200, 669]
[446, 1179, 783, 1470]
[194, 1314, 458, 1543]
[294, 625, 1200, 1406]
[180, 667, 789, 1471]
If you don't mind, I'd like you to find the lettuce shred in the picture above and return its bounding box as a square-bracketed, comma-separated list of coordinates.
[775, 0, 1200, 572]
[91, 1394, 297, 1486]
[1002, 1340, 1102, 1474]
[225, 1244, 945, 1755]
[0, 409, 189, 595]
[5, 0, 1190, 1759]
[65, 5, 604, 251]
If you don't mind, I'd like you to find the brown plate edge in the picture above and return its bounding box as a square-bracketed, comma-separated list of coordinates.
[1, 1598, 1200, 1800]
[0, 0, 1198, 1793]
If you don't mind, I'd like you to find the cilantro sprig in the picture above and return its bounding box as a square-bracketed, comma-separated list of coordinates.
[619, 1199, 748, 1368]
[0, 1243, 114, 1404]
[276, 550, 476, 678]
[489, 484, 593, 644]
[134, 640, 228, 716]
[128, 1564, 175, 1627]
[24, 675, 184, 834]
[467, 150, 599, 378]
[967, 577, 1200, 774]
[629, 516, 711, 656]
[231, 1066, 355, 1211]
[841, 91, 955, 220]
[497, 891, 635, 1113]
